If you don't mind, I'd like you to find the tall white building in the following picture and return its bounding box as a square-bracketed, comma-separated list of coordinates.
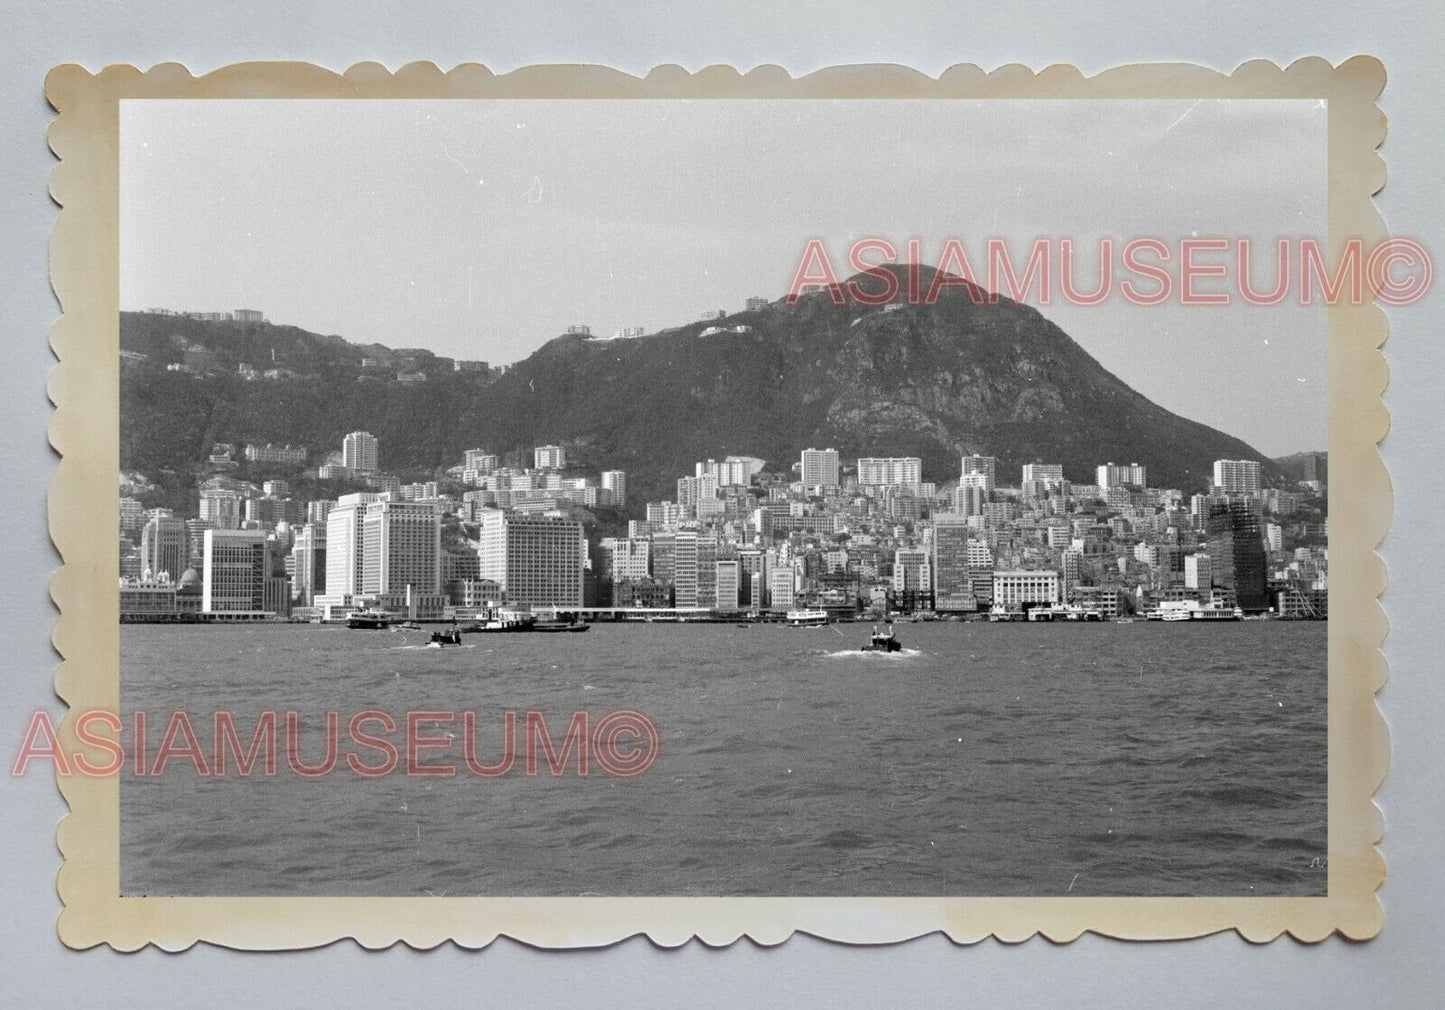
[476, 510, 584, 608]
[1022, 463, 1065, 485]
[360, 499, 441, 597]
[1096, 462, 1147, 489]
[961, 455, 997, 492]
[857, 457, 923, 487]
[533, 444, 566, 470]
[319, 492, 380, 605]
[1212, 459, 1262, 496]
[601, 470, 627, 507]
[800, 447, 840, 487]
[342, 431, 379, 474]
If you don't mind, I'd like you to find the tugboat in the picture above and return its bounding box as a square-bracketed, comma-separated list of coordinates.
[427, 625, 463, 647]
[861, 624, 903, 653]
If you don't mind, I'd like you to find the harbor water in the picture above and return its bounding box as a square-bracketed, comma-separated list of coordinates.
[120, 620, 1327, 897]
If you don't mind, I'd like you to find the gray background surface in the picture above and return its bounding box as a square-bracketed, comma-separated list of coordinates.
[1, 2, 1440, 1005]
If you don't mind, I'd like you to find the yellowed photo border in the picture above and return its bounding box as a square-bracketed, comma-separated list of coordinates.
[47, 58, 1389, 949]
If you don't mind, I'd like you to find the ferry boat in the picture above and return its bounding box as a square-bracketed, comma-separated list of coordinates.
[345, 607, 393, 630]
[785, 608, 829, 627]
[860, 625, 903, 653]
[532, 617, 590, 633]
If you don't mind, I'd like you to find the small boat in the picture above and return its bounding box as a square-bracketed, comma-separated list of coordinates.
[427, 626, 463, 647]
[735, 622, 751, 628]
[395, 621, 423, 632]
[532, 619, 590, 633]
[346, 607, 392, 630]
[860, 625, 902, 653]
[786, 608, 829, 628]
[1114, 617, 1136, 624]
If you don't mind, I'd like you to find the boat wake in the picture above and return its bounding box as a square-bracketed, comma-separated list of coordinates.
[391, 643, 478, 651]
[819, 647, 924, 659]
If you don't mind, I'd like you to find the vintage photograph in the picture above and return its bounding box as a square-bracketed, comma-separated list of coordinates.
[109, 94, 1337, 900]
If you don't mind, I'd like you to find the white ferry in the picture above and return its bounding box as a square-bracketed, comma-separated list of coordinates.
[785, 608, 829, 627]
[1151, 601, 1245, 622]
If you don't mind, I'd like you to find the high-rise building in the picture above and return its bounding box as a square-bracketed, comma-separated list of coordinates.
[857, 457, 923, 487]
[672, 529, 700, 607]
[140, 515, 188, 581]
[1022, 463, 1065, 485]
[1184, 552, 1212, 591]
[961, 455, 997, 492]
[1207, 501, 1268, 611]
[601, 470, 627, 508]
[892, 547, 932, 610]
[1096, 462, 1147, 489]
[799, 448, 840, 488]
[533, 444, 566, 470]
[715, 560, 741, 612]
[320, 493, 380, 603]
[1213, 459, 1262, 496]
[931, 513, 973, 612]
[290, 523, 327, 606]
[198, 489, 242, 530]
[342, 431, 379, 474]
[768, 565, 796, 610]
[476, 510, 584, 608]
[201, 529, 270, 614]
[360, 499, 441, 600]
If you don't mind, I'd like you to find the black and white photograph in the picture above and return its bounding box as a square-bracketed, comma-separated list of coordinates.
[108, 94, 1340, 901]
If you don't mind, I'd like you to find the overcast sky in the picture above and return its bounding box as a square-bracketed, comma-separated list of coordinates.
[121, 98, 1327, 455]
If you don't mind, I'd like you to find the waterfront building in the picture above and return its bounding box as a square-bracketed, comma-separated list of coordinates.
[290, 523, 327, 606]
[201, 528, 270, 615]
[318, 492, 380, 609]
[931, 513, 973, 612]
[715, 560, 742, 612]
[140, 515, 188, 582]
[892, 547, 932, 610]
[476, 510, 584, 608]
[800, 447, 840, 488]
[992, 570, 1062, 609]
[1207, 501, 1269, 611]
[1184, 552, 1212, 591]
[768, 566, 796, 610]
[360, 499, 442, 597]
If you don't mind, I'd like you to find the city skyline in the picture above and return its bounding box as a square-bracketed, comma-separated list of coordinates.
[120, 98, 1328, 456]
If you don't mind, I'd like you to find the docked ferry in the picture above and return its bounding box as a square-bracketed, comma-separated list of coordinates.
[786, 608, 829, 627]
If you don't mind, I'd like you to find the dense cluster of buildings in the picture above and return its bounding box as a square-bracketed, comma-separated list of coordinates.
[118, 423, 1328, 622]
